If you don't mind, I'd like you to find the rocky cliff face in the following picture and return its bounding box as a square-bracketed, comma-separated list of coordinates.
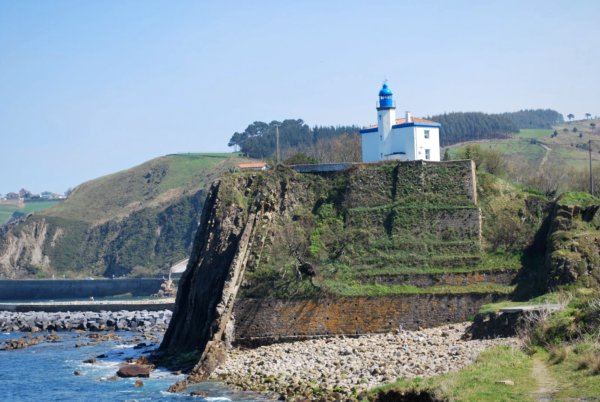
[0, 219, 50, 278]
[159, 169, 306, 376]
[0, 192, 205, 278]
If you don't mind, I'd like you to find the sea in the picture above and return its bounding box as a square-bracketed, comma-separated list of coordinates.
[0, 331, 270, 402]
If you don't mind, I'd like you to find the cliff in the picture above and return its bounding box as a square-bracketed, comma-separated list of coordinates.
[160, 160, 541, 379]
[544, 192, 600, 288]
[0, 153, 249, 279]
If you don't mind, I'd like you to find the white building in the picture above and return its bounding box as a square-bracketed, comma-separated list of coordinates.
[360, 83, 441, 162]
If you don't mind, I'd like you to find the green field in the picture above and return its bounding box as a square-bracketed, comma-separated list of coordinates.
[0, 201, 62, 224]
[446, 122, 600, 184]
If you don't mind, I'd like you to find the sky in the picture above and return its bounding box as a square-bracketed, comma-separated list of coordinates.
[1, 0, 599, 194]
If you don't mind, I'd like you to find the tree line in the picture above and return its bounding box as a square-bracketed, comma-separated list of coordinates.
[500, 109, 564, 129]
[229, 109, 564, 160]
[228, 119, 361, 161]
[428, 112, 519, 146]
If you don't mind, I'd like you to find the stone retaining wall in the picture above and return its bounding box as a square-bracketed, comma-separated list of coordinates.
[233, 293, 503, 346]
[359, 269, 516, 287]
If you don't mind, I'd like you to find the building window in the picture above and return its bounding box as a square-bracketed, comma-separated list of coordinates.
[425, 149, 431, 160]
[424, 130, 430, 139]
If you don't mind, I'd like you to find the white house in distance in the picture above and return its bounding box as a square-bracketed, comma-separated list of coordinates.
[360, 82, 441, 162]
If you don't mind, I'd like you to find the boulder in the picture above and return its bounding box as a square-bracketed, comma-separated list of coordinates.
[116, 364, 153, 378]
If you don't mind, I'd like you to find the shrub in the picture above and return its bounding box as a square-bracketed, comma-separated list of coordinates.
[548, 344, 569, 364]
[576, 350, 600, 375]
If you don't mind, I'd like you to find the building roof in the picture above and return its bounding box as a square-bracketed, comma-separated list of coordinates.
[362, 117, 440, 130]
[238, 162, 268, 169]
[396, 117, 439, 125]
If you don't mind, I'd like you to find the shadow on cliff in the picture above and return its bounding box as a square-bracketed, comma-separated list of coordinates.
[511, 202, 553, 301]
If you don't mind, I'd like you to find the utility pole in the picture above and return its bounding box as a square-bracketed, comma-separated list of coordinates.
[590, 139, 594, 195]
[275, 124, 281, 165]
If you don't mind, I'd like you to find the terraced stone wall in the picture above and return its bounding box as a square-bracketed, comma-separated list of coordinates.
[233, 293, 502, 346]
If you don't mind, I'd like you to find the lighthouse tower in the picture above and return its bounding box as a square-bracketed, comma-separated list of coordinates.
[376, 82, 396, 159]
[360, 82, 441, 162]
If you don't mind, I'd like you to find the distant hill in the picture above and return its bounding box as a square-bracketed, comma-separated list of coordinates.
[429, 112, 519, 146]
[0, 201, 62, 225]
[0, 153, 251, 279]
[446, 118, 600, 195]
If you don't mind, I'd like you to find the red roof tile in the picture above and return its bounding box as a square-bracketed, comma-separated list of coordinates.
[238, 162, 268, 168]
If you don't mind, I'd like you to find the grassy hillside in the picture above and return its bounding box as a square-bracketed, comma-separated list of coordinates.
[446, 119, 600, 194]
[0, 201, 61, 224]
[0, 153, 252, 278]
[45, 153, 239, 223]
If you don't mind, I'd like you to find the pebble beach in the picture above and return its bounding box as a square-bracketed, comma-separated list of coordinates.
[211, 323, 518, 400]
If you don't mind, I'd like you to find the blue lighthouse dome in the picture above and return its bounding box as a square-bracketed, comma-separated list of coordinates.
[379, 83, 393, 97]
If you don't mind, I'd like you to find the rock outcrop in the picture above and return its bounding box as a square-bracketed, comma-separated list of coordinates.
[0, 219, 50, 278]
[159, 170, 299, 377]
[545, 196, 600, 288]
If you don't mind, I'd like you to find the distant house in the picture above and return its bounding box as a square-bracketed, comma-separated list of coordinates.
[40, 191, 65, 200]
[5, 192, 19, 200]
[360, 82, 441, 162]
[238, 162, 269, 171]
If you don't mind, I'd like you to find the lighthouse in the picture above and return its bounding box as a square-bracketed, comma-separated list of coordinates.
[360, 82, 441, 162]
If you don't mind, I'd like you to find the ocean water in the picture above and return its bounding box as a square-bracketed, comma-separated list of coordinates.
[0, 332, 270, 402]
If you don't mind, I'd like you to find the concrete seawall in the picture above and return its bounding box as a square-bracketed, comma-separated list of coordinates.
[0, 299, 175, 312]
[0, 278, 164, 301]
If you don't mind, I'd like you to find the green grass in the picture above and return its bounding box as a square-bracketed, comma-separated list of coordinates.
[321, 281, 515, 296]
[515, 128, 554, 139]
[447, 138, 544, 167]
[45, 152, 246, 223]
[356, 265, 520, 277]
[0, 201, 62, 224]
[157, 153, 236, 192]
[545, 343, 600, 399]
[369, 346, 536, 401]
[558, 191, 600, 207]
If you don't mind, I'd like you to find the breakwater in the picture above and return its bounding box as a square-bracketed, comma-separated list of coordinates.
[0, 278, 164, 301]
[0, 309, 172, 333]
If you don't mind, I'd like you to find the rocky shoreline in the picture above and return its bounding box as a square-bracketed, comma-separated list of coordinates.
[0, 310, 172, 333]
[210, 323, 519, 401]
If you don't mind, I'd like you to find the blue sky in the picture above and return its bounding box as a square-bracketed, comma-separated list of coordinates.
[1, 0, 599, 194]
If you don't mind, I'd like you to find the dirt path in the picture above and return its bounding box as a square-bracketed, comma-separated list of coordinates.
[531, 358, 558, 401]
[537, 143, 552, 173]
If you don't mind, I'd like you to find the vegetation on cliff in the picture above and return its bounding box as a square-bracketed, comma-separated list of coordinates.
[371, 188, 600, 401]
[169, 161, 541, 303]
[0, 153, 250, 279]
